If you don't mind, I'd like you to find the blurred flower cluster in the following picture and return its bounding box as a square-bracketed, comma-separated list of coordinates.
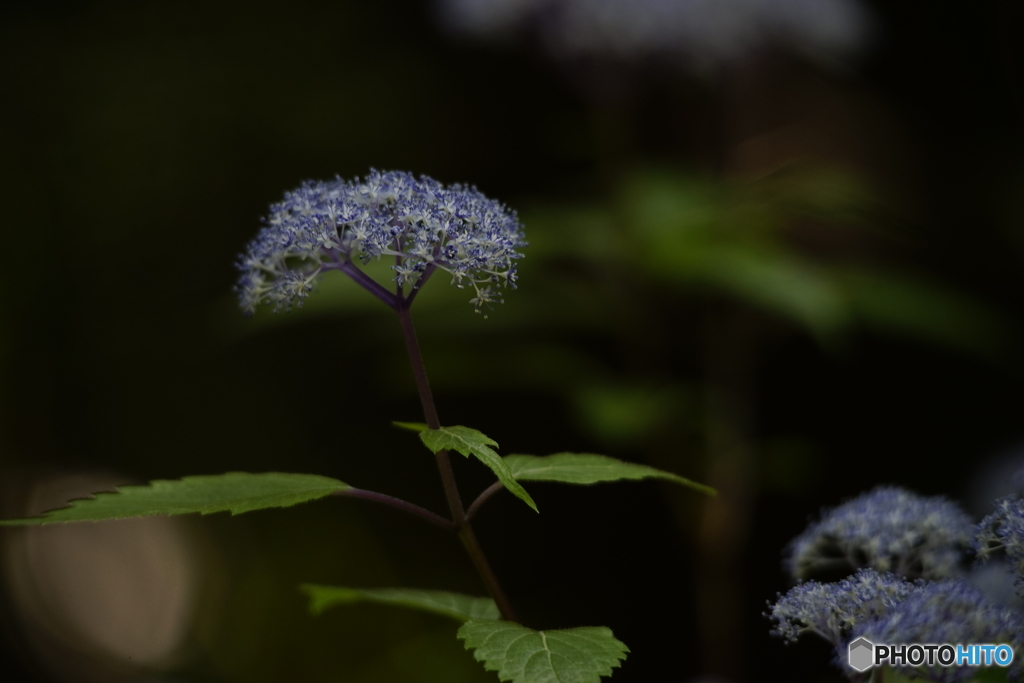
[768, 484, 1024, 681]
[787, 486, 974, 581]
[438, 0, 874, 71]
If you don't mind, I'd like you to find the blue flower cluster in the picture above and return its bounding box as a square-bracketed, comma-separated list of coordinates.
[236, 170, 526, 314]
[976, 496, 1024, 592]
[787, 486, 973, 581]
[770, 485, 1024, 681]
[768, 569, 918, 645]
[856, 580, 1024, 683]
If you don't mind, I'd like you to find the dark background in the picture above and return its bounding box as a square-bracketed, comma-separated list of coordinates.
[0, 1, 1022, 682]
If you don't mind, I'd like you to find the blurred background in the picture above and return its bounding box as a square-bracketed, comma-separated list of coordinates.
[0, 0, 1022, 681]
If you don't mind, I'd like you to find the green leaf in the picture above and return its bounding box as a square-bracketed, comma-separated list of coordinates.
[0, 472, 349, 525]
[300, 585, 499, 622]
[457, 619, 628, 683]
[505, 453, 715, 496]
[420, 426, 538, 513]
[393, 421, 429, 433]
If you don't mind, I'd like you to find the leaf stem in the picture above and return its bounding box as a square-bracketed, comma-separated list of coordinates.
[466, 480, 505, 521]
[332, 488, 455, 532]
[396, 304, 519, 623]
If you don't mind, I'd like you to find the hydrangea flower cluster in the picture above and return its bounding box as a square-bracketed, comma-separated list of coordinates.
[769, 483, 1024, 681]
[851, 580, 1024, 683]
[976, 495, 1024, 593]
[768, 569, 918, 645]
[438, 0, 873, 72]
[787, 486, 974, 581]
[236, 170, 526, 315]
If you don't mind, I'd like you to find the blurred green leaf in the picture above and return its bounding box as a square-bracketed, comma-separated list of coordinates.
[0, 472, 349, 524]
[878, 666, 1007, 683]
[420, 426, 538, 513]
[686, 246, 850, 337]
[752, 165, 879, 225]
[505, 453, 715, 496]
[970, 666, 1011, 682]
[622, 171, 728, 240]
[571, 383, 693, 444]
[458, 620, 628, 683]
[394, 421, 429, 432]
[836, 268, 1004, 355]
[620, 171, 851, 337]
[301, 585, 499, 622]
[881, 669, 917, 683]
[388, 629, 500, 683]
[611, 168, 1005, 352]
[519, 204, 620, 262]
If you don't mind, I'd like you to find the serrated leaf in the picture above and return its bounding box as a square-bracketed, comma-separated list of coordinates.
[505, 453, 715, 496]
[420, 426, 538, 513]
[457, 619, 629, 683]
[300, 585, 499, 622]
[393, 421, 429, 432]
[0, 472, 349, 525]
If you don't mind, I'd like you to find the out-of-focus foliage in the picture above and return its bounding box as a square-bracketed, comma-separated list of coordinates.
[529, 167, 1004, 351]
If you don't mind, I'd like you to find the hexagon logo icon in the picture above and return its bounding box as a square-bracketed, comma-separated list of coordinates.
[848, 637, 875, 672]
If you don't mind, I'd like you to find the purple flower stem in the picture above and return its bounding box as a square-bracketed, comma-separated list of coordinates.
[332, 488, 455, 532]
[333, 260, 401, 310]
[396, 303, 519, 623]
[466, 481, 505, 521]
[394, 239, 405, 298]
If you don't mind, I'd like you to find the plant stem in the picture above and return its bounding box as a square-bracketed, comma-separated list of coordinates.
[396, 304, 519, 623]
[467, 480, 505, 520]
[334, 259, 400, 310]
[332, 488, 455, 532]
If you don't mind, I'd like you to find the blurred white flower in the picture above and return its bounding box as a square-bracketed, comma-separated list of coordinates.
[437, 0, 874, 71]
